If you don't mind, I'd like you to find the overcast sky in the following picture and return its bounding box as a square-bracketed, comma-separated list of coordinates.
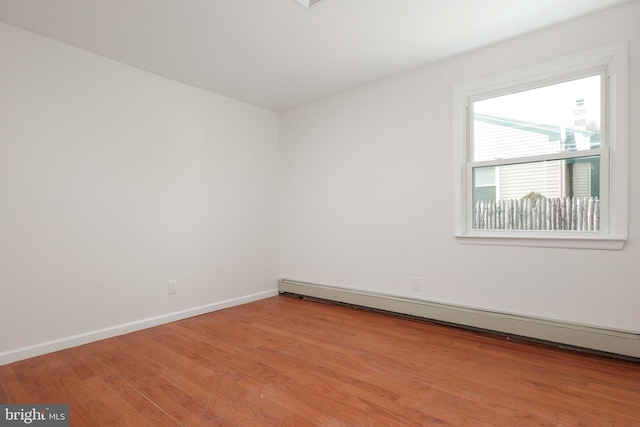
[473, 75, 601, 128]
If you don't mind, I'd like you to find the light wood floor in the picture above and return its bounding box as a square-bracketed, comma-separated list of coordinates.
[1, 295, 639, 426]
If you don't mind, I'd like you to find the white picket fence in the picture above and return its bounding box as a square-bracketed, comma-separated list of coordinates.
[474, 197, 600, 231]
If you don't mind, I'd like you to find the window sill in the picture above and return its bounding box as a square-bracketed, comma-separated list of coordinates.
[455, 234, 626, 250]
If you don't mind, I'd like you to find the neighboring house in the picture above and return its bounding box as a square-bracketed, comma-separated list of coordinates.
[473, 113, 598, 203]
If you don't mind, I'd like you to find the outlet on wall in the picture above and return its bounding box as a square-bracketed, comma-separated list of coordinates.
[168, 280, 178, 295]
[412, 277, 422, 292]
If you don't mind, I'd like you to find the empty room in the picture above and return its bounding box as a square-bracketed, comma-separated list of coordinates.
[1, 0, 639, 425]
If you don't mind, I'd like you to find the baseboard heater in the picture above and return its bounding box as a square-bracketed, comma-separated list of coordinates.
[278, 278, 640, 360]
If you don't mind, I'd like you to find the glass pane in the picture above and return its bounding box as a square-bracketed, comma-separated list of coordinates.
[474, 167, 495, 186]
[472, 157, 600, 231]
[473, 75, 601, 162]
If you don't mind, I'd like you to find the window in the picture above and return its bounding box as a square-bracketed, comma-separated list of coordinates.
[453, 43, 628, 249]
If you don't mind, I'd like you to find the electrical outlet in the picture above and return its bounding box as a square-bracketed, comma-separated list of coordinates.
[412, 277, 422, 292]
[168, 280, 178, 295]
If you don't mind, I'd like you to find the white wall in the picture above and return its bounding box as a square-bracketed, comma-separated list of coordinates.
[0, 24, 279, 357]
[280, 1, 640, 333]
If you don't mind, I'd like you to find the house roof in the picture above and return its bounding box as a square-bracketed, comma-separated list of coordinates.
[474, 113, 596, 142]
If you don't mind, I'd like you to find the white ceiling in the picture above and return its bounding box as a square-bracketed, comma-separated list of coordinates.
[0, 0, 629, 111]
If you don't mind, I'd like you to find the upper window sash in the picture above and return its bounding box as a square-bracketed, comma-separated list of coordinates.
[469, 71, 605, 163]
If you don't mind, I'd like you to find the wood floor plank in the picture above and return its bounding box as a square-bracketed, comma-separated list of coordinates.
[1, 295, 639, 426]
[0, 368, 31, 403]
[119, 330, 308, 426]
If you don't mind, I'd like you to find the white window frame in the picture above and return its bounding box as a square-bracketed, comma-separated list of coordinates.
[452, 42, 628, 250]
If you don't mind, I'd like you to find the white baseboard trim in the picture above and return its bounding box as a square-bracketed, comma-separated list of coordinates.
[279, 278, 640, 359]
[0, 289, 278, 366]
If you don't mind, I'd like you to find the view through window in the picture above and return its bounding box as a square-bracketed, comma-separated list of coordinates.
[471, 75, 602, 231]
